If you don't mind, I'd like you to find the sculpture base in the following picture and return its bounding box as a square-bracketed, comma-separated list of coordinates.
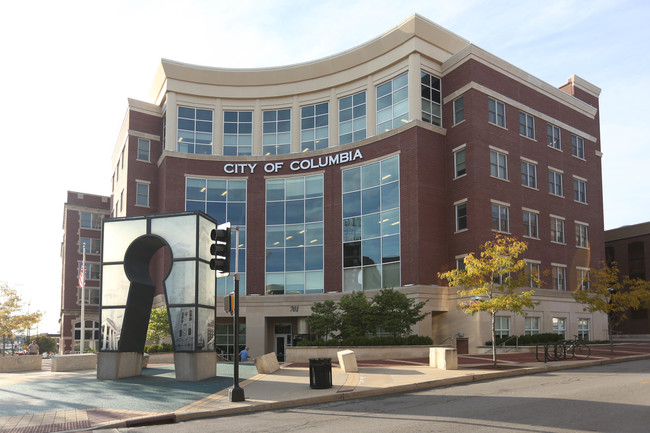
[174, 352, 217, 381]
[97, 352, 143, 379]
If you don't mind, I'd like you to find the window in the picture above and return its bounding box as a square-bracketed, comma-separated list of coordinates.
[491, 202, 509, 233]
[574, 177, 587, 203]
[577, 318, 590, 341]
[552, 265, 567, 291]
[547, 124, 561, 150]
[455, 200, 468, 232]
[453, 96, 464, 124]
[549, 169, 563, 196]
[77, 286, 100, 306]
[550, 216, 565, 244]
[119, 190, 123, 213]
[186, 177, 247, 294]
[490, 149, 508, 180]
[519, 112, 535, 139]
[576, 222, 589, 248]
[572, 135, 585, 159]
[523, 210, 539, 239]
[553, 317, 567, 338]
[136, 182, 149, 207]
[527, 261, 540, 288]
[628, 242, 646, 280]
[456, 255, 467, 271]
[300, 103, 329, 152]
[263, 108, 291, 155]
[525, 317, 540, 335]
[342, 156, 400, 292]
[421, 71, 441, 126]
[377, 73, 409, 133]
[74, 320, 100, 352]
[79, 237, 101, 255]
[577, 268, 590, 291]
[339, 91, 367, 145]
[521, 160, 537, 188]
[454, 146, 466, 178]
[177, 106, 213, 154]
[266, 175, 325, 295]
[137, 138, 150, 162]
[79, 262, 101, 281]
[495, 316, 510, 338]
[223, 111, 253, 156]
[215, 322, 246, 361]
[488, 98, 506, 127]
[80, 212, 103, 230]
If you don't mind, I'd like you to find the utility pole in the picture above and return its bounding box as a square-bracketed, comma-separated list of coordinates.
[229, 226, 245, 402]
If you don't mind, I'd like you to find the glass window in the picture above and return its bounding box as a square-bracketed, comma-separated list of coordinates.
[551, 217, 565, 244]
[137, 138, 150, 162]
[549, 170, 563, 196]
[577, 318, 590, 340]
[553, 317, 567, 338]
[223, 111, 253, 156]
[523, 211, 538, 239]
[263, 108, 291, 155]
[456, 256, 466, 271]
[80, 237, 101, 255]
[495, 316, 510, 338]
[490, 150, 508, 180]
[454, 147, 466, 178]
[301, 102, 328, 152]
[488, 98, 506, 127]
[577, 268, 590, 291]
[521, 160, 537, 188]
[572, 135, 585, 159]
[136, 182, 149, 207]
[547, 124, 561, 150]
[552, 265, 567, 291]
[186, 178, 247, 294]
[576, 223, 589, 248]
[74, 320, 100, 352]
[80, 212, 103, 230]
[453, 96, 464, 125]
[377, 73, 409, 133]
[265, 175, 324, 295]
[527, 262, 540, 288]
[80, 262, 101, 281]
[339, 91, 366, 145]
[455, 201, 467, 232]
[214, 322, 247, 361]
[491, 203, 509, 233]
[177, 106, 213, 155]
[519, 112, 535, 139]
[342, 156, 400, 291]
[574, 178, 587, 203]
[525, 317, 540, 335]
[421, 71, 441, 126]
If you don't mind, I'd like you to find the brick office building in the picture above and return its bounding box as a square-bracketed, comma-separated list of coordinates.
[59, 191, 111, 353]
[605, 222, 650, 336]
[62, 15, 607, 357]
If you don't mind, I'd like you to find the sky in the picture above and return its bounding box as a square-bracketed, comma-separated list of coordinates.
[1, 0, 649, 333]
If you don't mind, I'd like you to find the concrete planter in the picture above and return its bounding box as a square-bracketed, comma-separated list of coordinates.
[0, 355, 42, 372]
[51, 353, 97, 372]
[286, 345, 437, 363]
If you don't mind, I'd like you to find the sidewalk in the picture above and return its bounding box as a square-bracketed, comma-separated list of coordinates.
[1, 341, 649, 433]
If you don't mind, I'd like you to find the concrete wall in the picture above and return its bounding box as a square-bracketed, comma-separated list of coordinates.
[0, 355, 42, 372]
[286, 345, 435, 363]
[51, 353, 97, 372]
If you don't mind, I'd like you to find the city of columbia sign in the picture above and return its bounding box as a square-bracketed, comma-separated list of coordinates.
[223, 149, 363, 174]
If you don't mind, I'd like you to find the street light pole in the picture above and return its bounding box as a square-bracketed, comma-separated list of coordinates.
[229, 226, 245, 402]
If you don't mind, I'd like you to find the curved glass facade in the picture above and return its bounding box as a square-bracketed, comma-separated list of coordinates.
[342, 155, 400, 291]
[265, 174, 324, 295]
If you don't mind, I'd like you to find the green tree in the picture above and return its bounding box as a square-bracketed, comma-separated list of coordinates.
[573, 263, 650, 353]
[146, 306, 171, 344]
[438, 235, 538, 366]
[305, 300, 339, 341]
[338, 292, 374, 340]
[0, 282, 42, 355]
[34, 334, 57, 355]
[371, 288, 428, 337]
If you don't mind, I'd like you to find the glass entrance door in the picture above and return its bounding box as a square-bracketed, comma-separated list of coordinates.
[274, 324, 292, 362]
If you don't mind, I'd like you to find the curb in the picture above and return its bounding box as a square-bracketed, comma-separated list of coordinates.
[94, 354, 650, 430]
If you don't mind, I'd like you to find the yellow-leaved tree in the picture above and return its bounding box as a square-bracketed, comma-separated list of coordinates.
[438, 235, 539, 366]
[1, 282, 42, 355]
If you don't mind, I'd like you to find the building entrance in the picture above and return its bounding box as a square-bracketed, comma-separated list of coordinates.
[274, 323, 292, 362]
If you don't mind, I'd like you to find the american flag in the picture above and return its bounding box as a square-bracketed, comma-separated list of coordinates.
[78, 265, 86, 288]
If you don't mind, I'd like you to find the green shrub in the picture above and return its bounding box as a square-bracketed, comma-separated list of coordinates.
[296, 335, 432, 347]
[492, 333, 563, 346]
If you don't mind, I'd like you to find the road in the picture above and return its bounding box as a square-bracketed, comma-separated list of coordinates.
[119, 359, 650, 433]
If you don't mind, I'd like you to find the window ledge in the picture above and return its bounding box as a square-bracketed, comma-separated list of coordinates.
[548, 146, 563, 152]
[572, 155, 586, 161]
[574, 200, 588, 205]
[454, 228, 468, 234]
[488, 122, 508, 131]
[549, 193, 565, 198]
[452, 119, 466, 127]
[522, 185, 539, 191]
[551, 241, 566, 246]
[454, 174, 467, 180]
[523, 235, 540, 241]
[490, 176, 510, 182]
[520, 134, 537, 142]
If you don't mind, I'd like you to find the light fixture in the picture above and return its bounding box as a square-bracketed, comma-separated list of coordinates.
[382, 174, 392, 180]
[200, 187, 206, 193]
[221, 191, 227, 196]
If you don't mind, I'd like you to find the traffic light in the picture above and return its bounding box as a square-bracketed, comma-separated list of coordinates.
[210, 227, 231, 274]
[224, 292, 234, 314]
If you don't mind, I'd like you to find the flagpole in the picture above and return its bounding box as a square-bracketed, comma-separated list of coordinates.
[80, 243, 86, 354]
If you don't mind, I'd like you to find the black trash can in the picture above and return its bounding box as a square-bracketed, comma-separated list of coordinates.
[309, 358, 332, 389]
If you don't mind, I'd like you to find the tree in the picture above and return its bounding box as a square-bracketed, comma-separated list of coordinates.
[438, 235, 538, 366]
[146, 306, 171, 344]
[0, 282, 42, 355]
[573, 263, 650, 353]
[305, 300, 340, 341]
[338, 292, 374, 339]
[34, 334, 57, 355]
[371, 288, 428, 337]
